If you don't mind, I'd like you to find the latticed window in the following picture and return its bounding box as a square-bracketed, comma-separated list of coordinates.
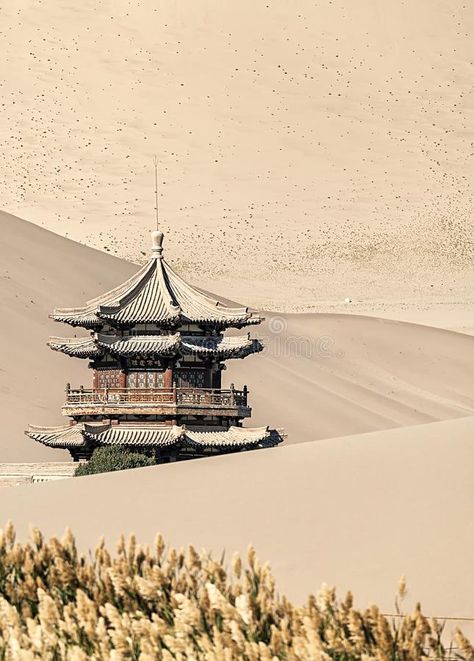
[127, 371, 165, 389]
[176, 368, 206, 388]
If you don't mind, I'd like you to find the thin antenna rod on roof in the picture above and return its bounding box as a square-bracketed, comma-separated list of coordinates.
[153, 155, 159, 231]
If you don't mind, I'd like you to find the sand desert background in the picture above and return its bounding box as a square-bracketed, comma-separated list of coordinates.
[0, 0, 473, 322]
[0, 0, 473, 641]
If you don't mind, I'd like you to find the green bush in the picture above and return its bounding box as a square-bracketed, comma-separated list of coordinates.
[75, 446, 155, 476]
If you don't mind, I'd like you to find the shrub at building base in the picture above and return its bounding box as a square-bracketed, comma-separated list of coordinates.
[0, 523, 472, 659]
[74, 446, 155, 476]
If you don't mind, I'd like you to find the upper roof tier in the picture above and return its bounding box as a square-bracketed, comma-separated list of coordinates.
[51, 231, 262, 329]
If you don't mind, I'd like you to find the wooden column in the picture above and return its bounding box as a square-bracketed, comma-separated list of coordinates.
[164, 362, 174, 390]
[119, 371, 126, 389]
[92, 371, 99, 390]
[204, 359, 212, 388]
[213, 363, 222, 389]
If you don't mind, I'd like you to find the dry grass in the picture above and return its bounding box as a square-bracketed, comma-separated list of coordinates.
[0, 522, 471, 660]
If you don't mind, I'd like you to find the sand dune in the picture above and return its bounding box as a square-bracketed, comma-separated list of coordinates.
[0, 1, 473, 315]
[230, 313, 474, 442]
[2, 416, 474, 630]
[0, 211, 134, 461]
[1, 211, 473, 462]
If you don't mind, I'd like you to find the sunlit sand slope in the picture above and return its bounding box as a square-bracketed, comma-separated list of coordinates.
[2, 416, 474, 628]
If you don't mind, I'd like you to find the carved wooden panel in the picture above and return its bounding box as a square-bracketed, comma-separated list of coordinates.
[97, 369, 121, 389]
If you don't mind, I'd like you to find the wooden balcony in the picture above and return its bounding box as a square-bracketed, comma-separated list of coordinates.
[63, 386, 251, 419]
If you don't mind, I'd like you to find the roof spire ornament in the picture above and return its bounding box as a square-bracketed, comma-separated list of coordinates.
[153, 155, 159, 231]
[151, 155, 164, 257]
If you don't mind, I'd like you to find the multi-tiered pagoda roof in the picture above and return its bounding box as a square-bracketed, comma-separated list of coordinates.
[51, 231, 261, 329]
[26, 230, 283, 462]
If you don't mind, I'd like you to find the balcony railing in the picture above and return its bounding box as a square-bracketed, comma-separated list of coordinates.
[64, 386, 249, 408]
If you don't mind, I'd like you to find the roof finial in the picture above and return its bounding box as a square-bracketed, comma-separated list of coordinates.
[151, 229, 164, 257]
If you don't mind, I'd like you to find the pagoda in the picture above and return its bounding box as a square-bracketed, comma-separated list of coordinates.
[26, 230, 284, 463]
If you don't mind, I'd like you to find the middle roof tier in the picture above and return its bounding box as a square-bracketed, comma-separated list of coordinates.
[48, 333, 264, 360]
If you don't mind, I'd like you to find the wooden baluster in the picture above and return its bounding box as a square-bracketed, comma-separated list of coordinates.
[119, 371, 126, 402]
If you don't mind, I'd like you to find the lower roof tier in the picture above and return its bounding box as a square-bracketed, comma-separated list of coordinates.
[26, 423, 283, 450]
[48, 333, 263, 360]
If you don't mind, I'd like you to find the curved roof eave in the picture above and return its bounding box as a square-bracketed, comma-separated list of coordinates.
[25, 423, 284, 450]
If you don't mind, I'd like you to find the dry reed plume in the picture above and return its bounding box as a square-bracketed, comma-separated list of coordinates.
[0, 522, 471, 660]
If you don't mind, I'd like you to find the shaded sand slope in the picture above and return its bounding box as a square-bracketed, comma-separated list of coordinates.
[1, 1, 473, 312]
[2, 416, 474, 625]
[1, 212, 473, 461]
[0, 211, 135, 461]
